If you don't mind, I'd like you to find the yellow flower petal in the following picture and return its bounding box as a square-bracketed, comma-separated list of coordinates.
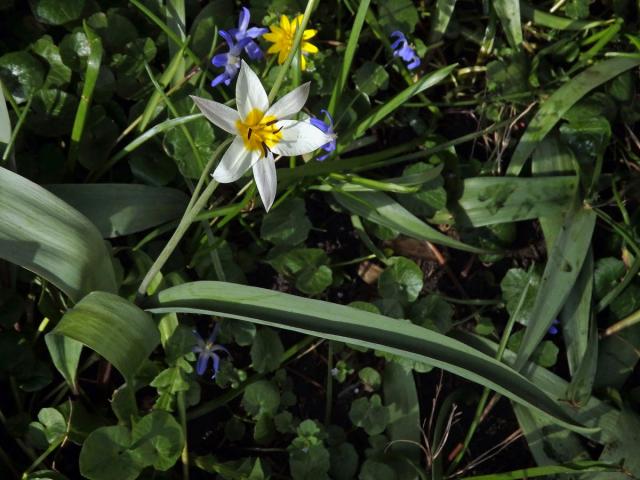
[267, 43, 281, 54]
[302, 41, 318, 54]
[280, 15, 290, 32]
[263, 31, 280, 42]
[300, 54, 307, 71]
[303, 29, 317, 40]
[278, 49, 288, 64]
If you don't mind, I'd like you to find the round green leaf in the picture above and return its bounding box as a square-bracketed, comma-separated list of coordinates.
[29, 0, 86, 25]
[378, 257, 423, 304]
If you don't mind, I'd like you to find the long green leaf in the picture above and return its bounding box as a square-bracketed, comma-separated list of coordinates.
[48, 292, 160, 383]
[521, 3, 609, 30]
[493, 0, 522, 49]
[0, 167, 117, 302]
[562, 249, 597, 405]
[328, 0, 371, 116]
[147, 281, 593, 433]
[333, 190, 488, 254]
[0, 81, 10, 144]
[48, 184, 189, 238]
[459, 460, 622, 479]
[507, 56, 640, 176]
[514, 203, 596, 369]
[68, 22, 103, 170]
[429, 0, 458, 43]
[383, 362, 421, 464]
[339, 64, 456, 147]
[442, 176, 578, 227]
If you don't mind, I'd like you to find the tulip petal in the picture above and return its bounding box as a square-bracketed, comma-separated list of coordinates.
[270, 120, 333, 157]
[265, 83, 310, 119]
[191, 95, 239, 134]
[253, 153, 277, 212]
[236, 61, 268, 118]
[213, 136, 259, 183]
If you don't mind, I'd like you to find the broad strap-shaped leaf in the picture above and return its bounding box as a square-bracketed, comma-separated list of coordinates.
[0, 167, 117, 302]
[442, 175, 578, 227]
[47, 292, 160, 383]
[333, 190, 487, 254]
[507, 56, 640, 176]
[48, 184, 189, 238]
[147, 281, 593, 433]
[514, 202, 596, 370]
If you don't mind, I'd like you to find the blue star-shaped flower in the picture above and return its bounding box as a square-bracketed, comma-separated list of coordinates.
[390, 31, 421, 71]
[210, 30, 252, 88]
[229, 7, 268, 61]
[309, 109, 337, 161]
[192, 324, 230, 379]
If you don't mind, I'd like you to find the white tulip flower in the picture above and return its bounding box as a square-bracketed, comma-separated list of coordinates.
[191, 60, 333, 211]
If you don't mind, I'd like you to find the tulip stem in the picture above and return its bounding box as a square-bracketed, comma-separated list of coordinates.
[137, 138, 232, 298]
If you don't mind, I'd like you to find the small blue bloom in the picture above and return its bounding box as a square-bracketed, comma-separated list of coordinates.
[210, 30, 252, 88]
[548, 319, 560, 336]
[390, 31, 421, 70]
[192, 324, 230, 379]
[229, 7, 268, 61]
[309, 109, 337, 161]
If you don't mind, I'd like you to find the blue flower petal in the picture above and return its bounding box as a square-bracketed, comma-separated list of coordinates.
[196, 352, 211, 376]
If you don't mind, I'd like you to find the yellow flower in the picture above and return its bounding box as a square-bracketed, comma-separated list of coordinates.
[263, 14, 319, 70]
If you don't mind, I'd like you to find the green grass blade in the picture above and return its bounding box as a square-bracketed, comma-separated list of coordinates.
[165, 0, 186, 85]
[328, 0, 371, 116]
[0, 167, 117, 302]
[443, 176, 578, 227]
[514, 203, 596, 370]
[521, 3, 609, 30]
[429, 0, 458, 43]
[47, 184, 189, 238]
[383, 361, 422, 463]
[68, 22, 103, 171]
[493, 0, 522, 49]
[47, 292, 160, 401]
[0, 81, 10, 144]
[507, 56, 640, 176]
[458, 460, 622, 479]
[339, 64, 457, 147]
[147, 281, 594, 433]
[332, 190, 489, 254]
[562, 249, 598, 405]
[89, 113, 203, 181]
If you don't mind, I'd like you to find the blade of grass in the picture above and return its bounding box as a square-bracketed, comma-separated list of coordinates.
[0, 80, 10, 144]
[68, 22, 103, 172]
[339, 64, 457, 147]
[429, 0, 458, 44]
[514, 201, 596, 370]
[327, 0, 371, 116]
[333, 190, 490, 254]
[507, 56, 640, 176]
[493, 0, 522, 49]
[165, 0, 186, 85]
[458, 460, 622, 479]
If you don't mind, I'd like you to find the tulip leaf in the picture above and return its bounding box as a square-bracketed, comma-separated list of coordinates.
[0, 167, 117, 303]
[148, 281, 594, 433]
[48, 184, 189, 238]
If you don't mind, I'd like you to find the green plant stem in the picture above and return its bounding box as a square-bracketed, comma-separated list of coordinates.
[177, 391, 190, 480]
[1, 95, 32, 163]
[324, 341, 334, 425]
[267, 0, 318, 103]
[137, 138, 231, 297]
[21, 437, 62, 478]
[448, 268, 534, 473]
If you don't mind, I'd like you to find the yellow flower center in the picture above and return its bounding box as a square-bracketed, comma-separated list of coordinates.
[235, 108, 282, 157]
